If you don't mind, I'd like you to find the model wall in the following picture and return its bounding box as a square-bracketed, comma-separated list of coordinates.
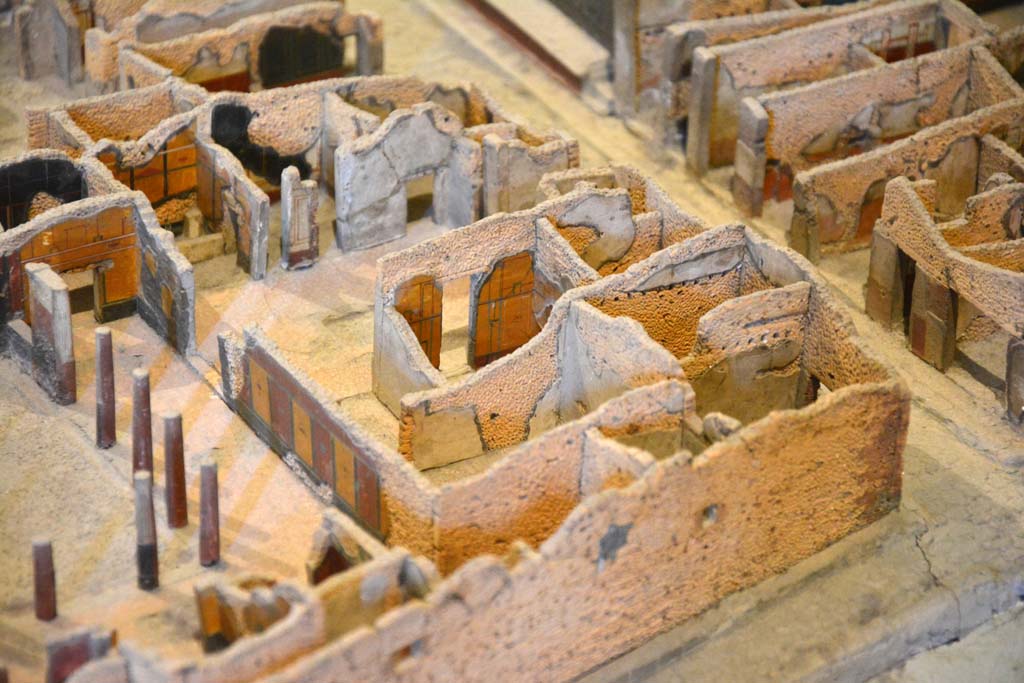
[790, 97, 1024, 259]
[263, 374, 906, 683]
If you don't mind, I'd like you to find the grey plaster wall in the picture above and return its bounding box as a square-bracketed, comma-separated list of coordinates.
[334, 103, 467, 251]
[26, 262, 75, 404]
[134, 196, 197, 355]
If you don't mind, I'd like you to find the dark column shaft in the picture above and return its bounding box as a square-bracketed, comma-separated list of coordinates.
[131, 368, 152, 474]
[134, 472, 159, 590]
[200, 462, 220, 567]
[163, 412, 187, 529]
[95, 327, 115, 448]
[33, 539, 56, 621]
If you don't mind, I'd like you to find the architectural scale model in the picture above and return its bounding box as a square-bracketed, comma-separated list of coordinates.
[1, 1, 1023, 682]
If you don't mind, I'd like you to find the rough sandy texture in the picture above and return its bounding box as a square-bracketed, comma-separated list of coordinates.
[1, 1, 1024, 682]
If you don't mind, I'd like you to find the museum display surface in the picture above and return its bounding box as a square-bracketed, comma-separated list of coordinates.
[0, 1, 1022, 682]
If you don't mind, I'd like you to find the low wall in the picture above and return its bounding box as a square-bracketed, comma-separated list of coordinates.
[790, 96, 1024, 260]
[91, 2, 384, 90]
[196, 139, 269, 279]
[125, 582, 326, 683]
[686, 0, 990, 174]
[134, 195, 197, 355]
[432, 380, 689, 574]
[869, 177, 1024, 337]
[398, 299, 682, 471]
[734, 45, 1007, 216]
[218, 327, 409, 540]
[265, 369, 907, 683]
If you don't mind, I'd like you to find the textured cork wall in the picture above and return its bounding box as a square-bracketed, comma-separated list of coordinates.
[733, 45, 1017, 217]
[432, 381, 691, 574]
[586, 270, 748, 358]
[149, 208, 911, 683]
[398, 309, 562, 467]
[336, 77, 500, 127]
[873, 177, 1024, 336]
[71, 90, 175, 142]
[261, 373, 906, 683]
[683, 282, 810, 422]
[638, 0, 872, 122]
[98, 3, 383, 92]
[536, 164, 707, 274]
[687, 0, 994, 173]
[791, 96, 1024, 260]
[755, 45, 975, 173]
[141, 548, 431, 683]
[943, 181, 1024, 246]
[577, 226, 757, 358]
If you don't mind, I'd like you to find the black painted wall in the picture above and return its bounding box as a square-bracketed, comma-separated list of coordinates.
[211, 103, 311, 185]
[0, 158, 83, 230]
[258, 25, 346, 89]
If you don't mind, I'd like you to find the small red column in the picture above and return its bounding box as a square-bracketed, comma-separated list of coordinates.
[199, 461, 220, 567]
[95, 327, 115, 448]
[131, 368, 152, 474]
[134, 472, 159, 590]
[163, 412, 187, 529]
[33, 539, 57, 621]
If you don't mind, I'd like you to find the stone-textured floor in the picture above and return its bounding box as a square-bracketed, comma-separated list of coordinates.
[401, 1, 1024, 681]
[0, 315, 325, 678]
[2, 1, 1024, 682]
[869, 605, 1024, 683]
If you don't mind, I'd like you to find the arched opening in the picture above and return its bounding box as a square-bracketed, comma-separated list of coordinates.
[308, 542, 352, 586]
[0, 157, 83, 230]
[472, 251, 543, 368]
[854, 178, 889, 246]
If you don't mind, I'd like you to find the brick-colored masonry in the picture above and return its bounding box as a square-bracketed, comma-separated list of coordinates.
[20, 0, 1024, 680]
[867, 176, 1024, 427]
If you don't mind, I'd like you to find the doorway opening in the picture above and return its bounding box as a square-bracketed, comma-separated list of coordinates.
[406, 174, 435, 223]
